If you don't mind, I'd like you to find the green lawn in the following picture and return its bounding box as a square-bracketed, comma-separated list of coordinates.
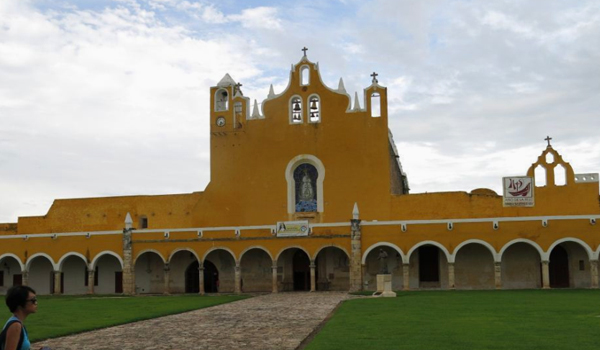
[306, 290, 600, 350]
[1, 294, 248, 342]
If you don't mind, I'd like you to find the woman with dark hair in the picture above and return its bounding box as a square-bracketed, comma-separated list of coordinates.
[1, 285, 37, 350]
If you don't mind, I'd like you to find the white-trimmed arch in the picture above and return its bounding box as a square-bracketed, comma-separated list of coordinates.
[596, 244, 600, 261]
[25, 252, 57, 271]
[499, 239, 545, 260]
[134, 249, 166, 265]
[289, 95, 303, 123]
[307, 93, 321, 123]
[453, 239, 500, 263]
[91, 251, 124, 270]
[407, 241, 451, 263]
[546, 237, 594, 261]
[239, 245, 274, 262]
[0, 253, 25, 272]
[285, 154, 326, 214]
[57, 252, 89, 270]
[275, 246, 312, 262]
[362, 242, 406, 264]
[202, 246, 237, 264]
[312, 244, 349, 261]
[168, 248, 200, 263]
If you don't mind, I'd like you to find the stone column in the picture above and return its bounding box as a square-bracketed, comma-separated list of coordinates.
[234, 263, 242, 294]
[87, 268, 95, 294]
[349, 217, 363, 292]
[199, 265, 205, 295]
[494, 262, 502, 290]
[53, 271, 62, 295]
[272, 262, 278, 293]
[590, 259, 599, 289]
[448, 262, 455, 290]
[541, 260, 550, 289]
[122, 224, 135, 295]
[22, 270, 29, 286]
[402, 263, 410, 291]
[310, 261, 316, 292]
[163, 263, 171, 295]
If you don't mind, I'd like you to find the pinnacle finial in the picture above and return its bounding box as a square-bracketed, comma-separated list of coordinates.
[338, 78, 346, 93]
[353, 203, 359, 220]
[268, 84, 275, 98]
[252, 99, 261, 118]
[125, 213, 133, 229]
[353, 92, 361, 111]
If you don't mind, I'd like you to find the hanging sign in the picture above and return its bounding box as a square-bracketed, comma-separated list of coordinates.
[503, 176, 534, 207]
[276, 221, 310, 237]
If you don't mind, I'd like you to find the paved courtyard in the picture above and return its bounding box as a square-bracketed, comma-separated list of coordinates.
[34, 292, 351, 350]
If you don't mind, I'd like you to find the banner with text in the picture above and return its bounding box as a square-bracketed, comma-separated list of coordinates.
[276, 221, 310, 237]
[503, 176, 534, 207]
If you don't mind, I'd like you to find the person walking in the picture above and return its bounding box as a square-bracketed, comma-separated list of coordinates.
[1, 286, 38, 350]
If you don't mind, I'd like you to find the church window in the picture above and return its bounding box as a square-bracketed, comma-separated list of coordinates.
[308, 95, 320, 123]
[545, 152, 554, 164]
[534, 165, 546, 187]
[290, 96, 303, 124]
[554, 164, 566, 186]
[294, 164, 318, 212]
[140, 216, 148, 229]
[215, 89, 229, 111]
[371, 92, 381, 117]
[300, 66, 309, 86]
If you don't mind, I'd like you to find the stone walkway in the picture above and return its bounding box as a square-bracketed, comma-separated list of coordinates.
[34, 292, 351, 350]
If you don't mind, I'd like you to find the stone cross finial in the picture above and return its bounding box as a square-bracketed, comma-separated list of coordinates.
[302, 47, 308, 57]
[234, 82, 243, 93]
[371, 72, 378, 84]
[545, 136, 552, 147]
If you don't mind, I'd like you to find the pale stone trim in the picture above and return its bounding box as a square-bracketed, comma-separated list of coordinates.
[546, 237, 595, 260]
[239, 245, 274, 262]
[25, 252, 57, 271]
[274, 246, 311, 262]
[90, 251, 124, 270]
[202, 246, 237, 263]
[407, 241, 451, 263]
[57, 252, 89, 270]
[452, 239, 500, 263]
[361, 242, 406, 264]
[0, 253, 25, 272]
[285, 154, 326, 214]
[312, 244, 349, 261]
[134, 249, 166, 266]
[498, 239, 544, 260]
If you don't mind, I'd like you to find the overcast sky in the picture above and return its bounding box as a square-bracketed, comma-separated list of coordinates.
[1, 0, 599, 223]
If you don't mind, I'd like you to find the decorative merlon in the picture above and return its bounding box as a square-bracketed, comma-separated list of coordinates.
[251, 100, 262, 119]
[353, 92, 362, 111]
[268, 84, 275, 98]
[338, 78, 346, 93]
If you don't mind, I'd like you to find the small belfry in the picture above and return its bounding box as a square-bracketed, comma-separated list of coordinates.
[1, 49, 599, 297]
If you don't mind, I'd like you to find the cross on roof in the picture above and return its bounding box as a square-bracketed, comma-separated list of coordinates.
[545, 135, 552, 147]
[302, 47, 308, 57]
[371, 72, 378, 84]
[234, 82, 243, 95]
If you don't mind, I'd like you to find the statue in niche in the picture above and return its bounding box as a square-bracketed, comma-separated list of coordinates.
[295, 164, 318, 212]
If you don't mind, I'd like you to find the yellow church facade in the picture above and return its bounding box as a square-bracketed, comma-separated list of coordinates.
[1, 52, 599, 295]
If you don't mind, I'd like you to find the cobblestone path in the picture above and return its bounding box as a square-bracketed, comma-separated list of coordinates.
[34, 292, 350, 350]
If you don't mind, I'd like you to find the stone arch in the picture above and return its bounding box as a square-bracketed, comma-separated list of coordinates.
[453, 239, 499, 263]
[239, 245, 274, 262]
[275, 246, 312, 263]
[203, 247, 237, 293]
[312, 244, 349, 261]
[57, 252, 89, 270]
[453, 240, 497, 290]
[276, 246, 312, 291]
[499, 239, 544, 260]
[91, 251, 124, 270]
[134, 250, 166, 294]
[361, 242, 405, 264]
[168, 248, 199, 263]
[239, 247, 273, 292]
[285, 155, 325, 214]
[134, 249, 166, 266]
[407, 241, 451, 262]
[26, 253, 57, 271]
[202, 247, 237, 264]
[313, 245, 350, 291]
[0, 253, 25, 272]
[546, 238, 593, 260]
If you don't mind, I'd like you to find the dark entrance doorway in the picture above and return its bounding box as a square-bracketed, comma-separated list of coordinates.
[293, 250, 310, 291]
[115, 271, 123, 293]
[185, 261, 200, 293]
[549, 245, 570, 288]
[419, 246, 440, 285]
[204, 260, 219, 293]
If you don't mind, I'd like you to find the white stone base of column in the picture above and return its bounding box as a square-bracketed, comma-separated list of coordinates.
[373, 274, 396, 297]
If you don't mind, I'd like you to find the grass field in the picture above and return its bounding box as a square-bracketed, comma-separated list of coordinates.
[1, 294, 248, 342]
[306, 289, 600, 350]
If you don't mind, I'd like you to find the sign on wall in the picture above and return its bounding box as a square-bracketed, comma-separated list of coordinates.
[276, 221, 310, 237]
[503, 176, 534, 207]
